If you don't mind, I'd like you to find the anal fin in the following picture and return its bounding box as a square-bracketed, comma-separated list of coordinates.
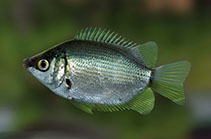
[71, 88, 155, 115]
[129, 88, 155, 115]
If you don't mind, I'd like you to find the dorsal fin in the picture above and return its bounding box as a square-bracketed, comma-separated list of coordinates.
[74, 27, 158, 68]
[135, 42, 158, 68]
[74, 27, 137, 50]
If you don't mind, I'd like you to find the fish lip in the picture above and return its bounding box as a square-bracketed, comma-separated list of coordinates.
[23, 58, 32, 68]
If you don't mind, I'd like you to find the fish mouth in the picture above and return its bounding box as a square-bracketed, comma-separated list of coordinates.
[23, 58, 32, 68]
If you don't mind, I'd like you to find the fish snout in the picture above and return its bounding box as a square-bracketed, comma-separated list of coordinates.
[23, 58, 32, 68]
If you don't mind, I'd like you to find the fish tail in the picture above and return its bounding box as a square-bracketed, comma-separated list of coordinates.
[150, 61, 191, 105]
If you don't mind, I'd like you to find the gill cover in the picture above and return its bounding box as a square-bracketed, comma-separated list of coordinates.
[53, 58, 66, 88]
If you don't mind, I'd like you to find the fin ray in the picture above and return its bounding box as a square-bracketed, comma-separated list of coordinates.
[151, 61, 191, 105]
[71, 101, 94, 114]
[74, 27, 158, 68]
[129, 88, 155, 115]
[136, 41, 158, 68]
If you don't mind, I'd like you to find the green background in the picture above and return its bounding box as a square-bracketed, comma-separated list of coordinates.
[0, 0, 211, 138]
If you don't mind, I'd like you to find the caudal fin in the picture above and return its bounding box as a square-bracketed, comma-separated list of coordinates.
[151, 61, 191, 105]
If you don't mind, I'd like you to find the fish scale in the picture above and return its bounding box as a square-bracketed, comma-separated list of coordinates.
[62, 40, 151, 105]
[69, 56, 141, 79]
[66, 44, 148, 83]
[68, 57, 141, 83]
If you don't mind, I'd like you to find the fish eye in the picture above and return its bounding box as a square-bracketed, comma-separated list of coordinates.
[37, 59, 49, 71]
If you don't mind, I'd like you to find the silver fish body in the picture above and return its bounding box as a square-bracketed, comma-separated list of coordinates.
[58, 40, 152, 105]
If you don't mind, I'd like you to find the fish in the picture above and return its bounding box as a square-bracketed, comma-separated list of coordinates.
[23, 27, 191, 115]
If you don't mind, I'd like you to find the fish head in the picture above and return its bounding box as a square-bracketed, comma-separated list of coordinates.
[23, 48, 66, 90]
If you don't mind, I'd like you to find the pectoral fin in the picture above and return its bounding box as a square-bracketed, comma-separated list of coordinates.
[71, 101, 94, 114]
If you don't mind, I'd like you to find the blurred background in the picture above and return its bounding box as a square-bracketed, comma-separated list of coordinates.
[0, 0, 211, 138]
